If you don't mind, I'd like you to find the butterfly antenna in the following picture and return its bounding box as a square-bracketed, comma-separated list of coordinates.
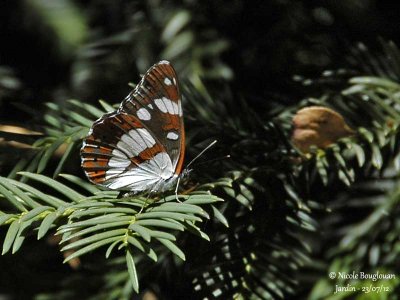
[191, 154, 231, 167]
[174, 140, 217, 203]
[186, 140, 218, 168]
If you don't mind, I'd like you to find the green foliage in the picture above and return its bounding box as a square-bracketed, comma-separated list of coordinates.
[4, 40, 400, 298]
[0, 66, 315, 299]
[283, 42, 400, 190]
[293, 74, 400, 187]
[2, 1, 400, 299]
[290, 41, 400, 300]
[0, 97, 225, 295]
[308, 174, 400, 300]
[0, 169, 222, 293]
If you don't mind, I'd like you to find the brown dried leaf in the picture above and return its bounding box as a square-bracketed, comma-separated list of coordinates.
[291, 106, 354, 153]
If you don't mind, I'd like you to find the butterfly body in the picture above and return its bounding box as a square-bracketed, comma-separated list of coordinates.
[81, 61, 185, 193]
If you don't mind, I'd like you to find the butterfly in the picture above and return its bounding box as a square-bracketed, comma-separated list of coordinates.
[80, 60, 186, 194]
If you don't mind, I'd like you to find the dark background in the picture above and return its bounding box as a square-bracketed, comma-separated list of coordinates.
[2, 1, 400, 125]
[1, 0, 400, 299]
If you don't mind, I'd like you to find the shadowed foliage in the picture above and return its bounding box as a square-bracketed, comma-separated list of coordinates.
[1, 1, 400, 299]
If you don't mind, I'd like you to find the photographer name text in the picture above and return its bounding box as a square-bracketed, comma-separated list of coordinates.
[336, 271, 395, 281]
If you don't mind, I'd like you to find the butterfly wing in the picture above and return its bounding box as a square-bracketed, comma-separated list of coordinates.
[120, 60, 185, 176]
[81, 61, 185, 192]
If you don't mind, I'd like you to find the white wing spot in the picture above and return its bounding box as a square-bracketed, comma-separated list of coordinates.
[129, 128, 156, 148]
[105, 169, 124, 180]
[137, 108, 151, 120]
[104, 152, 175, 190]
[178, 100, 182, 116]
[112, 148, 127, 158]
[154, 97, 179, 115]
[117, 128, 156, 156]
[164, 77, 172, 86]
[148, 104, 153, 109]
[173, 78, 177, 85]
[154, 98, 167, 113]
[167, 132, 179, 140]
[108, 156, 130, 168]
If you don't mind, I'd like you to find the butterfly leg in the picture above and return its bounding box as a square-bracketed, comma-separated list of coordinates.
[174, 177, 182, 203]
[138, 180, 164, 214]
[138, 191, 153, 214]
